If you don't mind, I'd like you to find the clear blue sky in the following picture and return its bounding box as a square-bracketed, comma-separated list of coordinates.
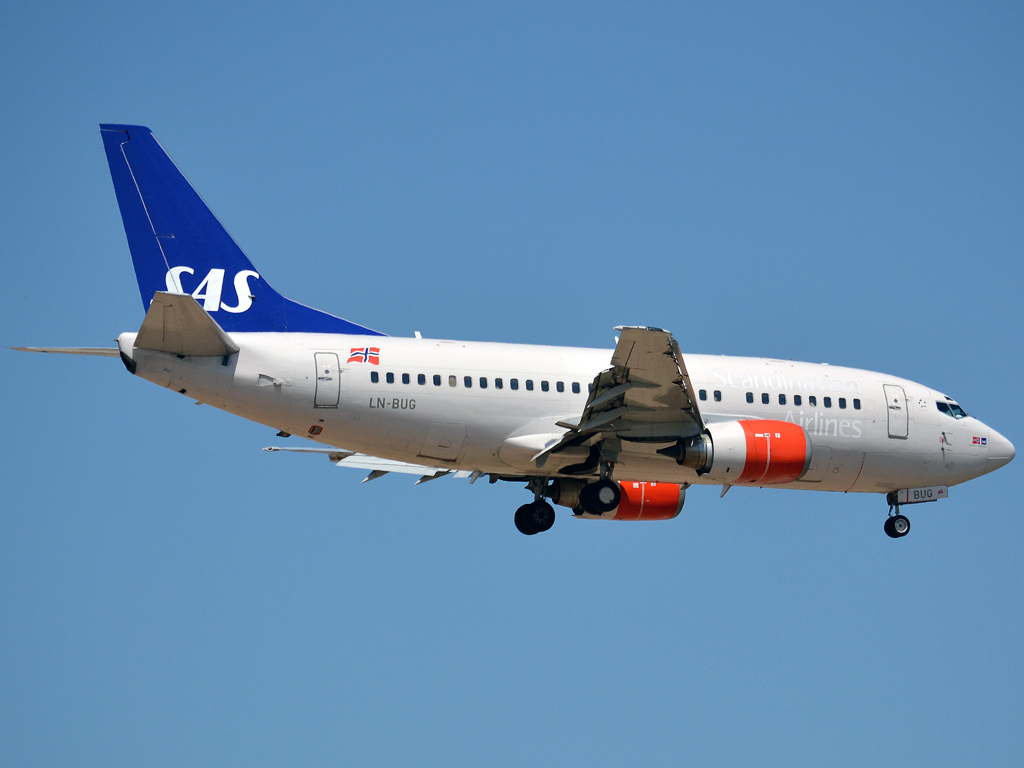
[2, 2, 1022, 765]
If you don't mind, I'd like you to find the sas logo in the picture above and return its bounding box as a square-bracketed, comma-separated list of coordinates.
[348, 347, 380, 364]
[973, 436, 988, 446]
[165, 267, 260, 313]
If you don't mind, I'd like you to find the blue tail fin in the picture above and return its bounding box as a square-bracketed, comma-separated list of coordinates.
[100, 124, 383, 336]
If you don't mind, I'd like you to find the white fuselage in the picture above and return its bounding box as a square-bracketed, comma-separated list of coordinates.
[119, 332, 1014, 494]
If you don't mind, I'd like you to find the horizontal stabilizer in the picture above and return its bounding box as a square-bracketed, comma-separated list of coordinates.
[135, 291, 239, 356]
[12, 347, 119, 356]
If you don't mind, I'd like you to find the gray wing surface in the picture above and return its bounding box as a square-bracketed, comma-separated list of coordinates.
[537, 326, 705, 467]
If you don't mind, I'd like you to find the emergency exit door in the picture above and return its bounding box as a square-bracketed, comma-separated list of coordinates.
[314, 353, 340, 407]
[883, 384, 908, 438]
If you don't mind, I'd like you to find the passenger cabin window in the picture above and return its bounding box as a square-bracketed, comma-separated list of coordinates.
[386, 372, 395, 384]
[853, 398, 861, 410]
[839, 397, 846, 409]
[779, 394, 786, 405]
[417, 373, 426, 385]
[402, 373, 410, 384]
[526, 380, 534, 391]
[572, 382, 581, 394]
[448, 375, 457, 387]
[746, 392, 754, 404]
[556, 381, 564, 393]
[541, 381, 549, 392]
[699, 389, 707, 401]
[433, 374, 441, 386]
[761, 393, 770, 405]
[824, 397, 832, 408]
[809, 396, 817, 406]
[511, 379, 519, 390]
[794, 395, 801, 406]
[479, 377, 488, 389]
[370, 371, 379, 383]
[464, 376, 472, 388]
[714, 390, 721, 402]
[495, 378, 503, 389]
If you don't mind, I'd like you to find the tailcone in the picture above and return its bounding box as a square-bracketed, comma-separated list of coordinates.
[117, 333, 137, 374]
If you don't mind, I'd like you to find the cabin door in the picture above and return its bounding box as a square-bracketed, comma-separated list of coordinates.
[883, 384, 908, 439]
[314, 353, 341, 408]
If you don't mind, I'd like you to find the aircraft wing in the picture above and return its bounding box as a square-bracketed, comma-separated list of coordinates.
[263, 446, 480, 484]
[536, 326, 705, 467]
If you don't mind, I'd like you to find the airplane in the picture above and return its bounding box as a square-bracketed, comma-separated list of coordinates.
[15, 124, 1015, 538]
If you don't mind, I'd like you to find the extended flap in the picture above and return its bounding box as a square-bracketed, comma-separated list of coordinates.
[135, 291, 239, 356]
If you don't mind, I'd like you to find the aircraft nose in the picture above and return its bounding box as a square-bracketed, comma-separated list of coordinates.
[987, 428, 1015, 471]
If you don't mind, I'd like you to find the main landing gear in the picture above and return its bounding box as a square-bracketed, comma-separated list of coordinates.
[514, 477, 556, 535]
[884, 493, 911, 539]
[513, 473, 624, 535]
[579, 478, 620, 515]
[514, 500, 555, 536]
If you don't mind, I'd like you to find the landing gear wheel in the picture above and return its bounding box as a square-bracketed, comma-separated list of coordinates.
[515, 504, 538, 535]
[514, 501, 556, 535]
[530, 500, 555, 533]
[581, 479, 621, 515]
[884, 514, 911, 538]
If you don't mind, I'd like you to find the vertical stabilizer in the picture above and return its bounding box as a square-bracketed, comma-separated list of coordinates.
[100, 124, 383, 335]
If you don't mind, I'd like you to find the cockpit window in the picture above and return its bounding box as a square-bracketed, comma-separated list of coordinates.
[936, 401, 968, 419]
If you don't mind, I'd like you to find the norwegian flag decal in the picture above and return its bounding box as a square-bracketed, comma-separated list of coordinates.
[348, 347, 380, 364]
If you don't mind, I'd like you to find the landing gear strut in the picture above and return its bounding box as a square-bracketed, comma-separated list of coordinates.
[884, 493, 911, 539]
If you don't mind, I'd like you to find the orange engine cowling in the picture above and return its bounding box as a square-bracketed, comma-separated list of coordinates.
[679, 419, 811, 484]
[549, 479, 685, 521]
[612, 481, 686, 521]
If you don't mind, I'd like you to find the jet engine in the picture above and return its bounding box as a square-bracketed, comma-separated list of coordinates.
[659, 419, 812, 485]
[548, 478, 686, 521]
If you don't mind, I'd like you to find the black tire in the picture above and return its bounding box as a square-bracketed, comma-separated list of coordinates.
[530, 501, 556, 533]
[582, 479, 621, 515]
[884, 517, 898, 538]
[514, 504, 538, 535]
[892, 514, 911, 537]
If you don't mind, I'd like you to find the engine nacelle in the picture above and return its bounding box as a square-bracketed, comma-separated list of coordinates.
[664, 420, 812, 485]
[549, 479, 685, 521]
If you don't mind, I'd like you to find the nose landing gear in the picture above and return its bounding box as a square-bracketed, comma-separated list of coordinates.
[884, 513, 911, 538]
[884, 492, 911, 538]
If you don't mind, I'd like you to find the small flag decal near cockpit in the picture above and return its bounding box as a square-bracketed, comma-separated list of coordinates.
[348, 347, 380, 364]
[973, 436, 987, 446]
